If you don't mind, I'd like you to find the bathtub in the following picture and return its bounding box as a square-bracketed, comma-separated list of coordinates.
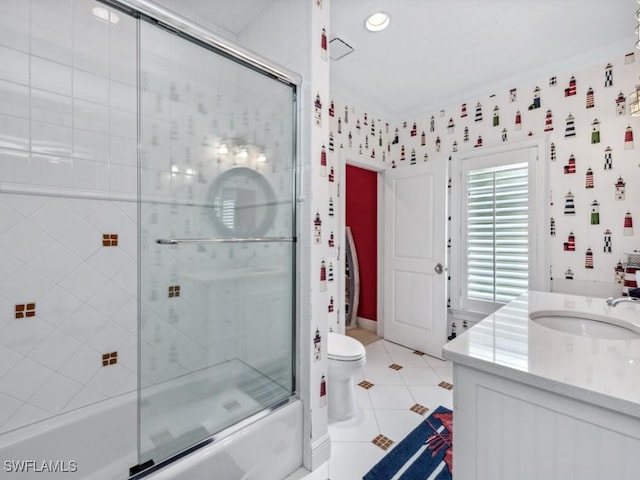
[0, 392, 303, 479]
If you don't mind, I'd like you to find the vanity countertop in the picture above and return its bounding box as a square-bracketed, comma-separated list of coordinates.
[442, 291, 640, 418]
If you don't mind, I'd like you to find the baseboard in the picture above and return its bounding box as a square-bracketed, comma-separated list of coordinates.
[309, 433, 331, 471]
[355, 316, 377, 332]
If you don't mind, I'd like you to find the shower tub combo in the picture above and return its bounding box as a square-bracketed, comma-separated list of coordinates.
[0, 0, 302, 478]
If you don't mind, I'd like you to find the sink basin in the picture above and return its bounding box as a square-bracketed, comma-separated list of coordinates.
[530, 310, 640, 340]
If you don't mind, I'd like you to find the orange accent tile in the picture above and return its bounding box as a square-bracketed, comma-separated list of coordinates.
[102, 234, 118, 247]
[15, 303, 35, 319]
[388, 363, 403, 371]
[412, 350, 426, 356]
[372, 434, 394, 451]
[438, 381, 453, 390]
[102, 352, 118, 366]
[358, 380, 374, 390]
[410, 403, 429, 415]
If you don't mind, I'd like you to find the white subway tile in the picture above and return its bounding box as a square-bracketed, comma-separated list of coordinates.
[0, 0, 30, 20]
[31, 0, 73, 34]
[109, 51, 136, 86]
[0, 113, 29, 151]
[0, 149, 30, 184]
[0, 80, 28, 118]
[73, 69, 109, 106]
[31, 25, 73, 66]
[0, 46, 29, 85]
[31, 56, 72, 96]
[73, 129, 109, 163]
[110, 80, 137, 112]
[0, 13, 29, 52]
[73, 41, 109, 77]
[31, 120, 73, 157]
[110, 108, 137, 139]
[110, 136, 137, 167]
[31, 88, 73, 127]
[109, 163, 137, 194]
[73, 99, 109, 134]
[30, 154, 73, 188]
[73, 8, 109, 48]
[73, 158, 109, 191]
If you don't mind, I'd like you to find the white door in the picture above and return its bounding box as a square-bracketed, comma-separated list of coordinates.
[383, 161, 447, 358]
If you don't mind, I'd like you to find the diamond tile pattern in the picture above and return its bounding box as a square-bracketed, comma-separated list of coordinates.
[0, 195, 137, 433]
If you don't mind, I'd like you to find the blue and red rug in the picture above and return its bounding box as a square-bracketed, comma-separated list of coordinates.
[364, 406, 453, 480]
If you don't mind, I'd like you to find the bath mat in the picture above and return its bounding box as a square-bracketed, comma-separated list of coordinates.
[364, 405, 452, 480]
[346, 328, 380, 346]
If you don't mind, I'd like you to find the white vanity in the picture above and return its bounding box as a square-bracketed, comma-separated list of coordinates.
[442, 291, 640, 480]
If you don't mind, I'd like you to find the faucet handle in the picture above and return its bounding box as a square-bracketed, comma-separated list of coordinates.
[605, 297, 614, 306]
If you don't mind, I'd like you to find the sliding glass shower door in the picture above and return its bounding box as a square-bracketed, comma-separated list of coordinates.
[138, 17, 297, 469]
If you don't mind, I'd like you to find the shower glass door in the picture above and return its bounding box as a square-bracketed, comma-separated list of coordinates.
[138, 17, 297, 469]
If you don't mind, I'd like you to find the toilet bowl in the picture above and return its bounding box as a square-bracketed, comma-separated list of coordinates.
[327, 332, 367, 420]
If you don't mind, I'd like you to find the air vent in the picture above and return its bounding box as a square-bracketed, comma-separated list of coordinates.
[329, 37, 354, 61]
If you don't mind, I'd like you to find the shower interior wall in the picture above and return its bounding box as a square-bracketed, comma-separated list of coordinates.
[0, 0, 308, 459]
[0, 0, 138, 436]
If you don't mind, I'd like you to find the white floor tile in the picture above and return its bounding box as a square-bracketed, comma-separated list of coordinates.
[433, 366, 453, 383]
[322, 341, 456, 480]
[329, 441, 385, 480]
[398, 366, 441, 385]
[361, 364, 405, 386]
[373, 408, 425, 445]
[329, 407, 380, 442]
[368, 385, 415, 410]
[407, 385, 453, 410]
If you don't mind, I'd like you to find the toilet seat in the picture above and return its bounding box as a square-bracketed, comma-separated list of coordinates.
[327, 332, 366, 361]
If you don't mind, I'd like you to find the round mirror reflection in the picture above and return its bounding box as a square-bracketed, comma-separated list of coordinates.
[207, 167, 277, 237]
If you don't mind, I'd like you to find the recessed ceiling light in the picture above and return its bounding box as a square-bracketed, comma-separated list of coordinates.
[92, 6, 120, 24]
[365, 12, 390, 32]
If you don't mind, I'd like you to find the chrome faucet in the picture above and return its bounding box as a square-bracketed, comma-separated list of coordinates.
[606, 296, 640, 307]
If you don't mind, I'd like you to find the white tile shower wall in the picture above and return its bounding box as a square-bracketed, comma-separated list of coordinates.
[0, 0, 138, 435]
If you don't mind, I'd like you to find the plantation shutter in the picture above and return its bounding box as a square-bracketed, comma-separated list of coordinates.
[466, 162, 529, 305]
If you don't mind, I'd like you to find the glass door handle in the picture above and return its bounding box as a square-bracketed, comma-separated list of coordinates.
[156, 237, 296, 245]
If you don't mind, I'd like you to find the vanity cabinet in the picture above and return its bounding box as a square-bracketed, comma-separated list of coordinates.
[452, 364, 640, 479]
[443, 291, 640, 480]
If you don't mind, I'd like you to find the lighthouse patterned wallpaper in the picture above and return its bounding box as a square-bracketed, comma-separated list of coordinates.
[331, 52, 640, 300]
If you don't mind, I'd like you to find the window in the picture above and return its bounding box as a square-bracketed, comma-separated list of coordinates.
[452, 144, 547, 315]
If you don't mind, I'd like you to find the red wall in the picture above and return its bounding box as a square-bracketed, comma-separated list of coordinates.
[345, 165, 377, 321]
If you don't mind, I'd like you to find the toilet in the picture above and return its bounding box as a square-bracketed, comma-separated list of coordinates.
[327, 332, 367, 420]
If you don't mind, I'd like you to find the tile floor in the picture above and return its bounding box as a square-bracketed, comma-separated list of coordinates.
[286, 339, 453, 480]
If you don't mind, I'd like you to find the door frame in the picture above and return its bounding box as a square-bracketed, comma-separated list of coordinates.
[338, 147, 386, 337]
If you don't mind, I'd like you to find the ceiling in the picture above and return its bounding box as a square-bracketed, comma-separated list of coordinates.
[151, 0, 638, 123]
[330, 0, 638, 122]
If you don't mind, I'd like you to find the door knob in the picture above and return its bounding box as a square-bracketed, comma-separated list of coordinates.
[434, 263, 444, 275]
